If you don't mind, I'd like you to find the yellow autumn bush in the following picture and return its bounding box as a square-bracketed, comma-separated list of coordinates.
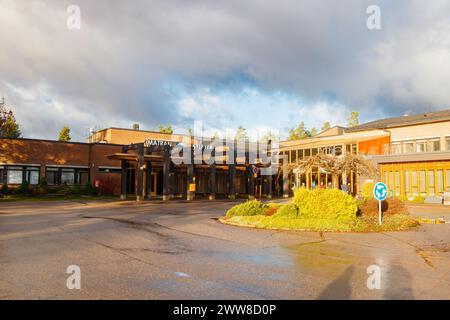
[293, 187, 357, 220]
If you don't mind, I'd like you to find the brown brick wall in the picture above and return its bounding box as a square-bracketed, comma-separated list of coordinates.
[90, 143, 123, 194]
[0, 138, 123, 194]
[91, 128, 185, 145]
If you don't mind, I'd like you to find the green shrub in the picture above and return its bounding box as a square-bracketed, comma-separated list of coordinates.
[293, 187, 310, 206]
[273, 203, 300, 219]
[226, 200, 268, 218]
[1, 183, 9, 195]
[73, 185, 84, 195]
[412, 195, 425, 203]
[48, 187, 58, 194]
[37, 178, 49, 195]
[84, 182, 98, 196]
[361, 181, 375, 200]
[15, 180, 30, 194]
[57, 184, 73, 196]
[293, 188, 357, 220]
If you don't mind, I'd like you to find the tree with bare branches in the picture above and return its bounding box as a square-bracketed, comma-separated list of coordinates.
[288, 153, 378, 189]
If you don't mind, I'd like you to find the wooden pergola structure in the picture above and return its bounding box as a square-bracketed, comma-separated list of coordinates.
[107, 142, 290, 201]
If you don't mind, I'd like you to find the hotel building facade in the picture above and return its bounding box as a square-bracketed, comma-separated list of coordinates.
[280, 109, 450, 201]
[1, 110, 450, 202]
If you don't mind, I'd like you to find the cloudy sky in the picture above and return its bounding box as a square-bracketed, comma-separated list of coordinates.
[1, 0, 450, 141]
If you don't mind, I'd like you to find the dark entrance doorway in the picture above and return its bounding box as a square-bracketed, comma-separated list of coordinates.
[126, 162, 136, 195]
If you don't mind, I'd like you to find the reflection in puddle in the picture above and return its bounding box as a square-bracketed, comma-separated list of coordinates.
[286, 242, 355, 276]
[218, 250, 293, 268]
[174, 272, 190, 278]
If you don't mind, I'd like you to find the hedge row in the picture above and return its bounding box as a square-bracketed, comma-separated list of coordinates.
[1, 180, 98, 197]
[226, 200, 268, 217]
[226, 188, 358, 221]
[293, 188, 357, 220]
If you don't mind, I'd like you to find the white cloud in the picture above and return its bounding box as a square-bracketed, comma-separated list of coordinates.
[1, 0, 450, 140]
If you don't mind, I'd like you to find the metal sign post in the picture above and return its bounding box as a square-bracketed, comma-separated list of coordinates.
[373, 182, 388, 225]
[378, 200, 382, 225]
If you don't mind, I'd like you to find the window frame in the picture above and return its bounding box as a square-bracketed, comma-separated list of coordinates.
[0, 165, 40, 185]
[45, 167, 90, 186]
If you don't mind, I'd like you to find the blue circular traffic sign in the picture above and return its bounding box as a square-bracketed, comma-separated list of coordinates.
[373, 182, 388, 201]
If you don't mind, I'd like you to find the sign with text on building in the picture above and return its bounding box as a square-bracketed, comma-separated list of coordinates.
[189, 183, 196, 192]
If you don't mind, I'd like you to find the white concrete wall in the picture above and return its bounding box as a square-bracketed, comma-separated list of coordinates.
[389, 121, 450, 151]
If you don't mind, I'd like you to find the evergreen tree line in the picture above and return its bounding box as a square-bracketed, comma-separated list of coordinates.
[0, 98, 360, 143]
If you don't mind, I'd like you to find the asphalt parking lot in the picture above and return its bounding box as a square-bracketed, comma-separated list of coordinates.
[0, 199, 449, 299]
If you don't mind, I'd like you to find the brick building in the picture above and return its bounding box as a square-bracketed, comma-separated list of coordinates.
[0, 138, 123, 195]
[1, 109, 450, 201]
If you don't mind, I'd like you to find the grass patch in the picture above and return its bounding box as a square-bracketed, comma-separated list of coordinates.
[221, 205, 419, 232]
[225, 215, 356, 232]
[222, 213, 419, 232]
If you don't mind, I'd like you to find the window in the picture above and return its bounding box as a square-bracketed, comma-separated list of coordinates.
[290, 150, 297, 163]
[46, 168, 59, 185]
[437, 170, 444, 193]
[403, 142, 414, 154]
[428, 170, 435, 195]
[325, 146, 335, 155]
[428, 140, 440, 152]
[304, 149, 311, 157]
[447, 169, 450, 192]
[46, 167, 89, 185]
[412, 171, 418, 196]
[395, 171, 400, 196]
[416, 142, 426, 153]
[391, 144, 401, 155]
[98, 167, 121, 173]
[393, 138, 443, 154]
[419, 170, 426, 195]
[0, 166, 4, 184]
[25, 167, 40, 185]
[335, 145, 343, 156]
[278, 152, 284, 165]
[297, 149, 304, 160]
[0, 166, 40, 185]
[447, 137, 450, 151]
[7, 166, 23, 184]
[389, 171, 394, 195]
[61, 169, 75, 185]
[404, 171, 410, 197]
[311, 148, 318, 156]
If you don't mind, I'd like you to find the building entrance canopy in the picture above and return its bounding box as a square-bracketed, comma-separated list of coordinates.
[108, 141, 289, 201]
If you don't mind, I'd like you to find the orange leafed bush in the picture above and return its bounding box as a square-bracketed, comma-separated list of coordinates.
[357, 197, 408, 217]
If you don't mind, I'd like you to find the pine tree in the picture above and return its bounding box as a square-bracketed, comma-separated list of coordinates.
[58, 126, 71, 142]
[288, 122, 312, 140]
[0, 98, 22, 138]
[235, 125, 248, 140]
[2, 112, 22, 138]
[321, 121, 331, 132]
[347, 111, 359, 127]
[158, 125, 173, 134]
